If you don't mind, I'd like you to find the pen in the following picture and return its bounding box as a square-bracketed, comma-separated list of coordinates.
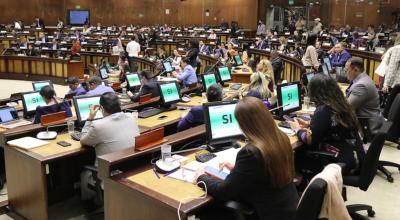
[153, 168, 160, 179]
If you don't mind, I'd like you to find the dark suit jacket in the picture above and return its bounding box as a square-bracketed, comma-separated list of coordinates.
[186, 48, 199, 67]
[177, 106, 204, 131]
[271, 57, 283, 81]
[34, 101, 72, 124]
[198, 145, 299, 220]
[130, 78, 160, 102]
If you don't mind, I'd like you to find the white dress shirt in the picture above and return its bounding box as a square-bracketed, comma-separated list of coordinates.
[126, 40, 141, 57]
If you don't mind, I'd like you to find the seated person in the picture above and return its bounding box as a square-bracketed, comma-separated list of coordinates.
[80, 92, 139, 200]
[171, 49, 182, 68]
[245, 71, 272, 99]
[332, 42, 352, 68]
[86, 76, 115, 95]
[256, 59, 275, 92]
[194, 97, 299, 220]
[199, 41, 210, 55]
[156, 46, 167, 60]
[108, 63, 130, 83]
[177, 84, 223, 131]
[127, 70, 160, 102]
[289, 74, 365, 175]
[345, 57, 384, 136]
[66, 76, 87, 96]
[34, 86, 72, 124]
[172, 58, 198, 87]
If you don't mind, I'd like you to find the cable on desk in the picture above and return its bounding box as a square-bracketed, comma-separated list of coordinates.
[177, 181, 207, 220]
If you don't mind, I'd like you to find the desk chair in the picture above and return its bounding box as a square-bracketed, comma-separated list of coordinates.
[83, 165, 103, 206]
[359, 94, 400, 182]
[343, 122, 389, 219]
[295, 178, 327, 220]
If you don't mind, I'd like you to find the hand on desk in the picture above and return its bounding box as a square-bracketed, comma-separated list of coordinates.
[219, 161, 234, 172]
[289, 118, 309, 132]
[193, 167, 206, 184]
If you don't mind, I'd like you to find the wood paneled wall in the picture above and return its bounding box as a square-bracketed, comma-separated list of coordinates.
[0, 0, 258, 29]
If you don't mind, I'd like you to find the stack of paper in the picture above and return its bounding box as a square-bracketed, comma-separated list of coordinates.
[7, 137, 49, 150]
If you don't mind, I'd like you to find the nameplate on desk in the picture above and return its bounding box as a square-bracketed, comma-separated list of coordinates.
[128, 33, 133, 36]
[6, 35, 13, 38]
[61, 48, 67, 51]
[36, 28, 42, 30]
[20, 46, 27, 49]
[48, 36, 53, 39]
[102, 37, 107, 40]
[81, 42, 87, 45]
[23, 31, 29, 33]
[302, 33, 307, 36]
[323, 43, 331, 46]
[285, 32, 290, 35]
[0, 31, 6, 33]
[61, 41, 67, 44]
[362, 36, 369, 39]
[265, 48, 271, 52]
[342, 34, 348, 37]
[41, 55, 48, 58]
[81, 49, 86, 51]
[177, 34, 183, 36]
[42, 47, 49, 50]
[200, 35, 206, 37]
[167, 39, 173, 42]
[358, 47, 366, 51]
[58, 56, 64, 59]
[288, 39, 294, 43]
[96, 42, 102, 45]
[17, 54, 26, 56]
[271, 38, 278, 41]
[97, 50, 103, 52]
[70, 36, 77, 39]
[250, 46, 255, 49]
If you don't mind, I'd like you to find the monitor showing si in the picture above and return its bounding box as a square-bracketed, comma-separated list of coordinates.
[32, 80, 53, 91]
[201, 73, 218, 91]
[203, 100, 243, 147]
[73, 94, 103, 124]
[125, 73, 141, 89]
[158, 82, 181, 106]
[276, 81, 302, 116]
[22, 91, 46, 118]
[233, 55, 243, 66]
[217, 66, 232, 82]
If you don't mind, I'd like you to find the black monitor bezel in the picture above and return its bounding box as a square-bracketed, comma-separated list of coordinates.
[32, 80, 53, 91]
[21, 91, 45, 117]
[217, 66, 232, 82]
[157, 82, 182, 106]
[203, 100, 244, 145]
[201, 73, 218, 92]
[0, 106, 18, 123]
[125, 73, 142, 89]
[233, 54, 243, 66]
[276, 81, 302, 116]
[72, 94, 103, 124]
[162, 60, 174, 73]
[99, 67, 109, 79]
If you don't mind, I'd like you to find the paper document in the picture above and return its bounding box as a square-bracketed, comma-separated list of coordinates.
[168, 168, 197, 183]
[7, 137, 49, 150]
[279, 127, 295, 136]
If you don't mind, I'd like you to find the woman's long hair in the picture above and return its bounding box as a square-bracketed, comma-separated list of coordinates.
[308, 74, 358, 129]
[256, 59, 275, 84]
[235, 97, 294, 188]
[249, 72, 272, 99]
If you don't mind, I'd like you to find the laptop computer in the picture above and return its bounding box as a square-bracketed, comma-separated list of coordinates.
[0, 106, 32, 128]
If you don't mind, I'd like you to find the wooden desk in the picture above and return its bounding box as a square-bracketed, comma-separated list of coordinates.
[4, 133, 92, 220]
[99, 124, 301, 220]
[176, 96, 206, 108]
[231, 66, 253, 84]
[138, 109, 188, 131]
[0, 55, 84, 84]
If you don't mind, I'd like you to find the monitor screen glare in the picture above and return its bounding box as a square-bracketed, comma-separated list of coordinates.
[75, 96, 103, 121]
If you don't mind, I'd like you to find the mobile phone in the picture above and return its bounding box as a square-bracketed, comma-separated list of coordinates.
[57, 141, 71, 147]
[158, 115, 168, 119]
[204, 166, 229, 180]
[283, 115, 294, 122]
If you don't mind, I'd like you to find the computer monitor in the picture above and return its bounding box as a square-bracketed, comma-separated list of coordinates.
[21, 91, 46, 117]
[158, 82, 181, 106]
[203, 100, 243, 146]
[68, 10, 89, 26]
[277, 81, 302, 116]
[162, 60, 174, 73]
[217, 66, 231, 82]
[323, 57, 332, 71]
[99, 68, 109, 79]
[126, 73, 141, 89]
[233, 55, 243, 66]
[0, 107, 18, 123]
[32, 80, 53, 91]
[73, 94, 103, 124]
[201, 73, 218, 91]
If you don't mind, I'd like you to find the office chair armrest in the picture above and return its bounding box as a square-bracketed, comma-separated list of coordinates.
[223, 201, 255, 216]
[83, 165, 98, 174]
[305, 150, 337, 158]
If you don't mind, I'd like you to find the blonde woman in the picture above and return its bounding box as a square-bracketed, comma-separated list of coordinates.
[246, 71, 272, 100]
[257, 59, 275, 90]
[278, 36, 288, 53]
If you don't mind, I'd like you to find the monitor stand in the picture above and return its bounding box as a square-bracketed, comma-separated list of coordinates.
[160, 103, 177, 112]
[207, 140, 241, 153]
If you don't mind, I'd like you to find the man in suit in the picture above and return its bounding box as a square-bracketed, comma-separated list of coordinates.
[270, 50, 283, 83]
[80, 92, 139, 200]
[332, 42, 352, 67]
[127, 70, 160, 102]
[345, 57, 384, 137]
[177, 84, 223, 131]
